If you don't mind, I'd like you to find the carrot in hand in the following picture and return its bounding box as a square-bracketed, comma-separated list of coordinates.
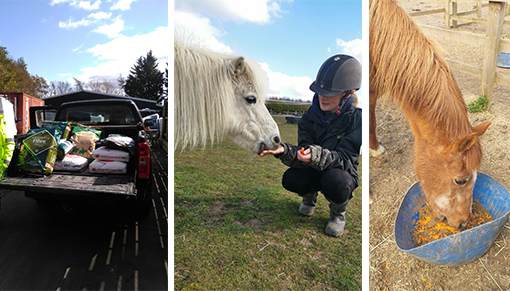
[300, 147, 305, 155]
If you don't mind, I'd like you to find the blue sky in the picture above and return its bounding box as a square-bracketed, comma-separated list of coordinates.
[173, 0, 363, 105]
[0, 0, 169, 86]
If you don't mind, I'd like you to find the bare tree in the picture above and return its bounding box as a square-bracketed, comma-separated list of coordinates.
[117, 74, 126, 95]
[88, 78, 123, 95]
[73, 78, 84, 91]
[45, 77, 125, 98]
[44, 80, 74, 97]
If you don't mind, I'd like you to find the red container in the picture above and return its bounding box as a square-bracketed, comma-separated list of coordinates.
[0, 92, 44, 134]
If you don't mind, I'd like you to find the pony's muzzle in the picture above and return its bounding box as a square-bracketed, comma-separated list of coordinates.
[258, 134, 281, 154]
[266, 134, 281, 151]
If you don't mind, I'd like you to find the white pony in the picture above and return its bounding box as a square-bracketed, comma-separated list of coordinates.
[174, 41, 281, 153]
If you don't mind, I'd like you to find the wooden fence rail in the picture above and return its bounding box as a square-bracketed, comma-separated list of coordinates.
[412, 1, 510, 110]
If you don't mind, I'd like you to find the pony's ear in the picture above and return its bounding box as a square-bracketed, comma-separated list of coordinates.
[232, 56, 246, 80]
[472, 121, 491, 136]
[454, 132, 478, 153]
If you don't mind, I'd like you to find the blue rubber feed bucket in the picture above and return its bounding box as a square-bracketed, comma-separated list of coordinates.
[394, 173, 510, 266]
[497, 51, 510, 68]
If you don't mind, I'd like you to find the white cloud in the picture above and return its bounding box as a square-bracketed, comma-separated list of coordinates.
[58, 11, 112, 29]
[72, 44, 83, 52]
[76, 26, 169, 82]
[260, 63, 314, 101]
[94, 16, 124, 38]
[72, 0, 102, 10]
[331, 38, 363, 65]
[50, 0, 70, 5]
[110, 0, 137, 11]
[51, 0, 102, 10]
[88, 11, 112, 20]
[59, 17, 90, 29]
[174, 0, 288, 24]
[58, 73, 72, 77]
[174, 11, 233, 54]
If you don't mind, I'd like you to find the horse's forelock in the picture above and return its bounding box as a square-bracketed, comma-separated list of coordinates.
[465, 139, 483, 171]
[237, 56, 268, 102]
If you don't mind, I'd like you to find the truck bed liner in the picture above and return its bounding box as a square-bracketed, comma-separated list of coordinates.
[0, 172, 136, 196]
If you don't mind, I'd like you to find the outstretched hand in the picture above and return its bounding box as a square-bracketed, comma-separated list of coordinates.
[259, 145, 284, 157]
[260, 145, 311, 163]
[297, 148, 311, 163]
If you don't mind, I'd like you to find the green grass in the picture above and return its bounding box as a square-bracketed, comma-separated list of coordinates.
[174, 116, 362, 290]
[467, 95, 489, 112]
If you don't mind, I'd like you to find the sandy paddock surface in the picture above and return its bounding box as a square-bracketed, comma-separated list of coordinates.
[369, 0, 510, 290]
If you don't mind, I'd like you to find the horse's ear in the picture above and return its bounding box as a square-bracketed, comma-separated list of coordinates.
[453, 121, 490, 153]
[455, 132, 478, 153]
[472, 121, 491, 136]
[232, 56, 246, 80]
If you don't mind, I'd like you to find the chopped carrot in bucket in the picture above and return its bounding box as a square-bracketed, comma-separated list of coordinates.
[412, 200, 493, 246]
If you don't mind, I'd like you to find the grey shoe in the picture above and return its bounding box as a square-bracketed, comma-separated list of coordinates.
[298, 192, 318, 216]
[325, 200, 348, 237]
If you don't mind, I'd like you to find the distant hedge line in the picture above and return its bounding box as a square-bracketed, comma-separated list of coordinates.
[265, 101, 311, 115]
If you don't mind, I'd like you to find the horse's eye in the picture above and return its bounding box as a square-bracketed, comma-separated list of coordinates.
[246, 96, 257, 104]
[454, 178, 468, 186]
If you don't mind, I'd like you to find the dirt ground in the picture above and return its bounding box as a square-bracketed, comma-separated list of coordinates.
[369, 1, 510, 290]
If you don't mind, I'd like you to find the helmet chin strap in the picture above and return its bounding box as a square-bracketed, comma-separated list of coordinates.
[336, 91, 353, 115]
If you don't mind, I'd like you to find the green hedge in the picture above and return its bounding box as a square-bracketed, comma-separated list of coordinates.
[265, 101, 310, 115]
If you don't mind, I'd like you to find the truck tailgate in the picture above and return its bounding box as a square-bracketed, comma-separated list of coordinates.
[0, 173, 136, 196]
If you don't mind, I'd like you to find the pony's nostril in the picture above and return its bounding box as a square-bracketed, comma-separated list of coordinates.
[272, 135, 280, 145]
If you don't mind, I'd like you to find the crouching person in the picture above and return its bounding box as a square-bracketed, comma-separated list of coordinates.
[260, 54, 362, 237]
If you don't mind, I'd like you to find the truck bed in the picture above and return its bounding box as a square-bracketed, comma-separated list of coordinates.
[2, 123, 141, 197]
[0, 170, 137, 196]
[0, 100, 152, 206]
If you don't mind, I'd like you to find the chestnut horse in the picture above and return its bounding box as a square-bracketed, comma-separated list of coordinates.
[369, 0, 491, 229]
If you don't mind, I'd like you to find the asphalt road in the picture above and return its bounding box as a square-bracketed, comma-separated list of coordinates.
[0, 145, 168, 290]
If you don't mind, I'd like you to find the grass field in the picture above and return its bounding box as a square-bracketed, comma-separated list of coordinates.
[174, 116, 362, 290]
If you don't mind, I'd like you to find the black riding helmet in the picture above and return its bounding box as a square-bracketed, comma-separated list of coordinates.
[310, 54, 361, 97]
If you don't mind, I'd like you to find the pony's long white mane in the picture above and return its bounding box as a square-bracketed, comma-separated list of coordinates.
[174, 40, 269, 151]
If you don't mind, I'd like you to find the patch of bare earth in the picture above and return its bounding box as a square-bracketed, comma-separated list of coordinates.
[370, 1, 510, 290]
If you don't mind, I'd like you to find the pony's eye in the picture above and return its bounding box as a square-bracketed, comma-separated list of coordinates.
[454, 178, 468, 186]
[246, 95, 257, 104]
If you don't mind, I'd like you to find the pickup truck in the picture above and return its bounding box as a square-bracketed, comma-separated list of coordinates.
[0, 99, 153, 211]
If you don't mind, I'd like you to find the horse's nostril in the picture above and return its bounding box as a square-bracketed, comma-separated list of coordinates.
[273, 135, 280, 145]
[459, 221, 468, 230]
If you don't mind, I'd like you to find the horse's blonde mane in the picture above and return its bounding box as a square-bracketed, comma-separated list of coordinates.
[174, 40, 268, 150]
[369, 0, 472, 140]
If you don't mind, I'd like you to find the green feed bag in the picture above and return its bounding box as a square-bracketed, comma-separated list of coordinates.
[18, 127, 61, 175]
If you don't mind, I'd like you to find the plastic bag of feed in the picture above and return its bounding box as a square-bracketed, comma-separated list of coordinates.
[92, 146, 130, 162]
[89, 160, 127, 174]
[42, 121, 73, 141]
[57, 140, 75, 160]
[70, 130, 100, 159]
[104, 134, 135, 156]
[54, 154, 89, 172]
[18, 127, 61, 175]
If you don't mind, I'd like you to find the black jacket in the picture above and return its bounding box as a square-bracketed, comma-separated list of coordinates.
[276, 94, 362, 188]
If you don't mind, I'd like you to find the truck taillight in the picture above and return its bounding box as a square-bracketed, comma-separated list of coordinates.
[138, 142, 150, 179]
